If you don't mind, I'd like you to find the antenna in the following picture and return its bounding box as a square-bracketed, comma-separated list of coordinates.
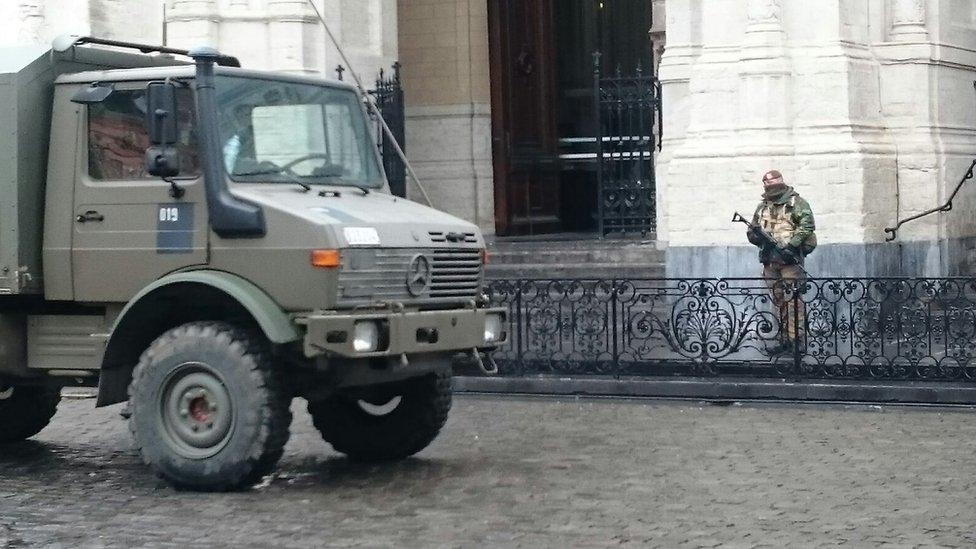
[304, 0, 433, 207]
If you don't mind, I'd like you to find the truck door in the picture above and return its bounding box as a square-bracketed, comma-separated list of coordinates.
[72, 83, 208, 302]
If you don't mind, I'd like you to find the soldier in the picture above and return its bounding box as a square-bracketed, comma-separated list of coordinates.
[746, 169, 817, 355]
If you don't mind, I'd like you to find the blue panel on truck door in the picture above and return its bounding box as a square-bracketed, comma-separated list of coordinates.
[156, 203, 195, 254]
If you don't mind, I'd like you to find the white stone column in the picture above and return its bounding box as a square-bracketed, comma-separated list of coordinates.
[736, 0, 792, 157]
[873, 0, 976, 275]
[664, 0, 753, 268]
[655, 0, 703, 246]
[267, 0, 319, 74]
[90, 0, 163, 43]
[660, 0, 915, 277]
[789, 0, 896, 260]
[889, 0, 928, 42]
[18, 1, 44, 44]
[167, 0, 220, 49]
[165, 0, 395, 81]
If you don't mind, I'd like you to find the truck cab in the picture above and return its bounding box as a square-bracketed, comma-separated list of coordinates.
[0, 37, 504, 491]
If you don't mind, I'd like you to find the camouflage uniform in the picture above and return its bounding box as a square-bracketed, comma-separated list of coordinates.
[747, 185, 816, 349]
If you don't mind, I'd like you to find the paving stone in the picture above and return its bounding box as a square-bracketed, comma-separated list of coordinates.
[0, 396, 974, 547]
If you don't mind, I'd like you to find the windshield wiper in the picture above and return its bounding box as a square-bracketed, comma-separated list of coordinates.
[233, 168, 284, 177]
[233, 169, 311, 192]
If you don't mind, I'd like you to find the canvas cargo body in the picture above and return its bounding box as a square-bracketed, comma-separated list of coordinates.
[0, 36, 504, 492]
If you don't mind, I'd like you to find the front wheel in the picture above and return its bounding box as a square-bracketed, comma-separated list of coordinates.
[128, 321, 292, 491]
[0, 385, 60, 444]
[308, 373, 452, 462]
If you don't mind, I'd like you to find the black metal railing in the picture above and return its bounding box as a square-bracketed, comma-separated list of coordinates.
[370, 64, 407, 198]
[594, 53, 662, 236]
[486, 278, 976, 382]
[337, 63, 407, 197]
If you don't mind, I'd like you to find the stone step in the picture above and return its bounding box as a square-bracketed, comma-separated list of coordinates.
[485, 262, 665, 280]
[488, 248, 664, 265]
[487, 236, 658, 252]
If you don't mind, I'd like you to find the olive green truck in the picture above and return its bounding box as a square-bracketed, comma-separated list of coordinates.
[0, 37, 504, 491]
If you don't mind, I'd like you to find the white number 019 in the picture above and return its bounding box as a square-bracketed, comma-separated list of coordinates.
[159, 207, 180, 223]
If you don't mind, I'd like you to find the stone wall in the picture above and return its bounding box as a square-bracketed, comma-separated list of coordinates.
[396, 0, 494, 234]
[0, 0, 163, 47]
[165, 0, 397, 83]
[658, 0, 976, 278]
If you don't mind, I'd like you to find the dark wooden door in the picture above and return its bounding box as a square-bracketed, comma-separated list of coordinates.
[489, 0, 561, 236]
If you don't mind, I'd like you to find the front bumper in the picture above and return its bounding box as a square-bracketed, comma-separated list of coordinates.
[299, 307, 507, 358]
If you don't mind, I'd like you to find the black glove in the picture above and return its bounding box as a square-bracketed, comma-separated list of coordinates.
[783, 245, 803, 264]
[746, 227, 763, 246]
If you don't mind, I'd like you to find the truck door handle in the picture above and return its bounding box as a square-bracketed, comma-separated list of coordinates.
[76, 211, 104, 223]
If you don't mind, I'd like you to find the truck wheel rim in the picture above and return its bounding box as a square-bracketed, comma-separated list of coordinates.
[0, 387, 12, 400]
[158, 363, 234, 459]
[357, 396, 402, 416]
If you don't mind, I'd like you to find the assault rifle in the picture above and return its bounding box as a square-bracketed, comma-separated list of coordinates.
[732, 212, 811, 277]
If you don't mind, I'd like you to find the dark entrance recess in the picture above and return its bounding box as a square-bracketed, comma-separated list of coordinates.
[489, 0, 655, 236]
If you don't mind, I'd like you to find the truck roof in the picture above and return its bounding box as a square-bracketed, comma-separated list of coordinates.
[56, 65, 358, 93]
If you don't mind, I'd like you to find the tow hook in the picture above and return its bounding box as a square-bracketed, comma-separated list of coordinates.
[471, 348, 498, 376]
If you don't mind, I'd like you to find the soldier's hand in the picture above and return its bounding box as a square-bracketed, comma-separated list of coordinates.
[785, 245, 802, 262]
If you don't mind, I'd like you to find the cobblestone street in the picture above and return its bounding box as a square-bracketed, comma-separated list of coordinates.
[1, 394, 975, 548]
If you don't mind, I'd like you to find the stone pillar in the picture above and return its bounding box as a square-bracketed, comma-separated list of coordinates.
[267, 0, 319, 74]
[167, 0, 220, 49]
[889, 0, 928, 42]
[737, 0, 792, 156]
[90, 0, 164, 43]
[396, 0, 494, 233]
[0, 0, 160, 48]
[17, 1, 44, 44]
[873, 0, 976, 275]
[662, 0, 909, 278]
[165, 0, 394, 81]
[654, 0, 702, 247]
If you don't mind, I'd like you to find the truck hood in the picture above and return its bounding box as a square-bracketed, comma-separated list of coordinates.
[232, 185, 484, 248]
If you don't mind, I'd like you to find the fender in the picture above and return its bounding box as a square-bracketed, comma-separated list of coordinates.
[111, 270, 300, 344]
[95, 270, 299, 407]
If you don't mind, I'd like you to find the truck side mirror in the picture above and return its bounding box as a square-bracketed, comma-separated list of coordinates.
[145, 146, 181, 179]
[145, 82, 179, 145]
[144, 82, 181, 180]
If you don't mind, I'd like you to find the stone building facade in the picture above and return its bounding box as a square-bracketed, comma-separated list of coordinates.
[165, 0, 397, 83]
[6, 1, 976, 277]
[660, 0, 976, 277]
[0, 0, 163, 47]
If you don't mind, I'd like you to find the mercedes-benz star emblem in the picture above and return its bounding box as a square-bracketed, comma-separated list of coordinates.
[407, 254, 432, 296]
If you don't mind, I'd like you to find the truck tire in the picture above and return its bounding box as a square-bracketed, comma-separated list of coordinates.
[0, 386, 60, 444]
[128, 321, 291, 492]
[308, 373, 452, 462]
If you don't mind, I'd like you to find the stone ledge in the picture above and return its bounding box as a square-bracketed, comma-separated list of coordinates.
[454, 375, 976, 405]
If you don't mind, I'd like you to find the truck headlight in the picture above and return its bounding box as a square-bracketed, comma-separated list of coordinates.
[353, 321, 381, 352]
[484, 313, 505, 344]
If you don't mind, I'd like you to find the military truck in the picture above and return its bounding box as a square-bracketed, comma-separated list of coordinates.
[0, 36, 505, 491]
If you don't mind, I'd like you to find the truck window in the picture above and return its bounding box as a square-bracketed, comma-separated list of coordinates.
[217, 76, 382, 188]
[88, 88, 200, 180]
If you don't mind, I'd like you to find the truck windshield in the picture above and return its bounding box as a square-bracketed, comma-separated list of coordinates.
[216, 76, 382, 188]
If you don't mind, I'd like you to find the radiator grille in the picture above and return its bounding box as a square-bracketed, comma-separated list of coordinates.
[338, 248, 483, 305]
[430, 249, 482, 298]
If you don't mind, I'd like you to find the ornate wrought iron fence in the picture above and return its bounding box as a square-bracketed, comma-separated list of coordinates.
[370, 63, 407, 198]
[486, 278, 976, 382]
[338, 63, 407, 197]
[593, 53, 662, 236]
